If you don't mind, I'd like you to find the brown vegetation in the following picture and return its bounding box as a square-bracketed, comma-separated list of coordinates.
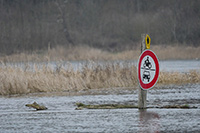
[25, 102, 48, 110]
[1, 45, 200, 62]
[75, 103, 197, 110]
[158, 70, 200, 85]
[75, 102, 137, 110]
[0, 62, 199, 96]
[152, 45, 200, 60]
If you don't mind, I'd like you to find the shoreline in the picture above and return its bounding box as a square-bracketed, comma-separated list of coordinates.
[1, 84, 199, 98]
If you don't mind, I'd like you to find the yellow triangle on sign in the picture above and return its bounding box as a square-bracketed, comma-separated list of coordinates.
[145, 34, 151, 49]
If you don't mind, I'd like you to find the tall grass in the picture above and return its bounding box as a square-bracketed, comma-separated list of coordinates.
[0, 62, 199, 96]
[1, 45, 200, 62]
[152, 45, 200, 60]
[0, 62, 137, 95]
[158, 70, 200, 85]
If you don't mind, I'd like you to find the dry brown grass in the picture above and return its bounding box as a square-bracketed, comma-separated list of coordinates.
[0, 45, 140, 62]
[151, 45, 200, 60]
[0, 62, 137, 95]
[1, 45, 200, 62]
[158, 70, 200, 85]
[0, 62, 199, 96]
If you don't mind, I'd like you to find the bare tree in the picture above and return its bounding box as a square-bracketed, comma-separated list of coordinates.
[55, 0, 74, 45]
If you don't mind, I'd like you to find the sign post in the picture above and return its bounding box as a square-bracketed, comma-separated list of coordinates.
[138, 34, 159, 109]
[138, 34, 148, 109]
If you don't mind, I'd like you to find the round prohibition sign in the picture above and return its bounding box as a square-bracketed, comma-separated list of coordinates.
[138, 49, 159, 90]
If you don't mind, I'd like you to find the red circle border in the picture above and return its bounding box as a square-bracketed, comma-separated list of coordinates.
[138, 50, 159, 90]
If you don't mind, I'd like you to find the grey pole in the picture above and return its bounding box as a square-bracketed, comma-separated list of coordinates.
[138, 34, 148, 109]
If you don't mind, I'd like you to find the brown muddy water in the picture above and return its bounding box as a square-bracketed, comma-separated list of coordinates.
[0, 84, 200, 132]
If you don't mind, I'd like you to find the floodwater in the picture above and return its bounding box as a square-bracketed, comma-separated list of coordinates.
[0, 60, 200, 132]
[159, 60, 200, 72]
[3, 60, 200, 72]
[0, 84, 200, 132]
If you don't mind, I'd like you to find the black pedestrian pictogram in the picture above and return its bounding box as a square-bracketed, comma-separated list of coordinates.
[141, 56, 155, 82]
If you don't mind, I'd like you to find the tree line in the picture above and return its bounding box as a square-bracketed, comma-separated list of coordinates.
[0, 0, 200, 54]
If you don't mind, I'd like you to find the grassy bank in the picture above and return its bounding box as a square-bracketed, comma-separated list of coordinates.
[0, 62, 199, 96]
[1, 45, 200, 62]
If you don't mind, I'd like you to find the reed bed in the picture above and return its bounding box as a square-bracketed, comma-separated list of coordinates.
[1, 45, 200, 62]
[0, 62, 199, 96]
[158, 70, 200, 85]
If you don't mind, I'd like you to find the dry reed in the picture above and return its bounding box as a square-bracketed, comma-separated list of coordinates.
[1, 45, 200, 62]
[158, 70, 200, 85]
[151, 45, 200, 60]
[0, 62, 199, 96]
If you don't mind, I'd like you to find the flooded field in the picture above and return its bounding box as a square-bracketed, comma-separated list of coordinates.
[0, 84, 200, 132]
[0, 60, 200, 132]
[3, 59, 200, 72]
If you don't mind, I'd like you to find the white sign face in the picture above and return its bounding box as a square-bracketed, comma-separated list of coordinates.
[140, 56, 156, 84]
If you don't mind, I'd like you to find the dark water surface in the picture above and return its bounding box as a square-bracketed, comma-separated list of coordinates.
[0, 84, 200, 132]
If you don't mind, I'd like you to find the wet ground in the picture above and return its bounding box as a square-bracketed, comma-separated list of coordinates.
[0, 84, 200, 132]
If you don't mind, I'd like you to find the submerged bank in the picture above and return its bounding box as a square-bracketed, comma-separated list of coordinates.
[0, 61, 199, 96]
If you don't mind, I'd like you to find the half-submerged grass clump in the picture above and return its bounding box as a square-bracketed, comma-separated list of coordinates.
[25, 102, 47, 110]
[0, 61, 199, 96]
[75, 102, 138, 110]
[76, 103, 197, 110]
[156, 104, 197, 109]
